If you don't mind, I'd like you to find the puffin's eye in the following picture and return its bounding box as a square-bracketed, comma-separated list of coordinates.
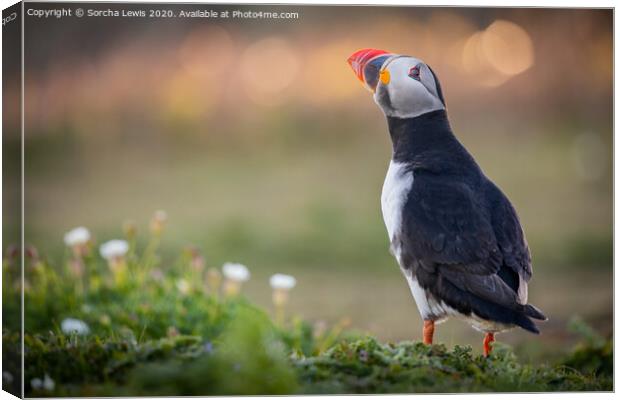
[408, 65, 421, 81]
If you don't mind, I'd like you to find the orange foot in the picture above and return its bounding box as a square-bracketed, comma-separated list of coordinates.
[483, 332, 495, 357]
[423, 320, 435, 345]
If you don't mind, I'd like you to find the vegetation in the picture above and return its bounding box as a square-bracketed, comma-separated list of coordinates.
[2, 215, 612, 396]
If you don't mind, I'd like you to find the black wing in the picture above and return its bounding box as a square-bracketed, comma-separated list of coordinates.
[398, 171, 545, 331]
[485, 180, 532, 280]
[399, 172, 503, 276]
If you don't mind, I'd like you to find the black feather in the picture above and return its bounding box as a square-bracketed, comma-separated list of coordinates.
[525, 304, 547, 321]
[416, 268, 539, 334]
[388, 110, 545, 333]
[497, 264, 519, 293]
[427, 66, 446, 106]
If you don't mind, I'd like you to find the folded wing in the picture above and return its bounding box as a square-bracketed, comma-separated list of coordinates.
[398, 170, 545, 331]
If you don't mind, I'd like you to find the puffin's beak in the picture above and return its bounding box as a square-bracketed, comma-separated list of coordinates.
[347, 48, 394, 91]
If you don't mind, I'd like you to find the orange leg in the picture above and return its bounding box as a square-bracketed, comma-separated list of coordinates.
[483, 332, 495, 357]
[423, 320, 435, 345]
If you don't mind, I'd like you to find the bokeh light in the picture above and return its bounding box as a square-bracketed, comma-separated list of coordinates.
[462, 31, 511, 87]
[482, 20, 534, 76]
[300, 41, 360, 104]
[239, 37, 301, 106]
[178, 25, 236, 81]
[461, 19, 534, 87]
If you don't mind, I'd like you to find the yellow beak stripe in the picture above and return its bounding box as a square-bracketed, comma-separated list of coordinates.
[379, 69, 391, 85]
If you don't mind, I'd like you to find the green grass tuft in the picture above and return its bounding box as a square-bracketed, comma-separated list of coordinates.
[2, 219, 612, 395]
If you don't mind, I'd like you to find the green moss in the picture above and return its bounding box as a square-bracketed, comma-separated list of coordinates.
[563, 316, 613, 377]
[8, 330, 611, 396]
[3, 221, 612, 395]
[294, 338, 612, 393]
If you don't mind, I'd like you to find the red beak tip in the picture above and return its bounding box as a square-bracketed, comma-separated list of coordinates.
[348, 48, 389, 61]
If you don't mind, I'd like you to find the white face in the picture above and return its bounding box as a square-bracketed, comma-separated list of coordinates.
[372, 56, 445, 119]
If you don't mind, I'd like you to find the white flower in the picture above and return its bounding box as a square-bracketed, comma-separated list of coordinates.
[176, 278, 190, 295]
[63, 227, 90, 247]
[222, 262, 250, 282]
[61, 318, 90, 335]
[43, 374, 55, 391]
[31, 377, 42, 390]
[99, 239, 129, 260]
[30, 374, 54, 391]
[269, 273, 297, 290]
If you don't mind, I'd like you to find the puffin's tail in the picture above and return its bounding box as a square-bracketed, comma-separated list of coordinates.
[523, 304, 547, 321]
[433, 275, 546, 335]
[484, 303, 547, 335]
[514, 313, 540, 334]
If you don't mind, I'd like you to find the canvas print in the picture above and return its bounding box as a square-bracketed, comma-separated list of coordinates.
[1, 1, 613, 396]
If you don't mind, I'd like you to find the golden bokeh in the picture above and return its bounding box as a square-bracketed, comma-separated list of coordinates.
[19, 11, 610, 133]
[300, 41, 360, 104]
[239, 37, 301, 106]
[161, 71, 215, 122]
[178, 25, 236, 81]
[461, 20, 534, 87]
[482, 20, 534, 76]
[461, 32, 510, 87]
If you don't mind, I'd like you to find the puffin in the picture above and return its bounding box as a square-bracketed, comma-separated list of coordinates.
[347, 49, 546, 356]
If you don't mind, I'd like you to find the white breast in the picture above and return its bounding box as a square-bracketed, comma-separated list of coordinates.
[381, 160, 413, 251]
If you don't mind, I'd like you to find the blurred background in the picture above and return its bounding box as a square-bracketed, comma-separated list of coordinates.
[5, 4, 612, 362]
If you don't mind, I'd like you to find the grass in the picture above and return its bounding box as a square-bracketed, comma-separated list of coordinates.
[1, 216, 613, 396]
[3, 318, 613, 396]
[295, 338, 612, 393]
